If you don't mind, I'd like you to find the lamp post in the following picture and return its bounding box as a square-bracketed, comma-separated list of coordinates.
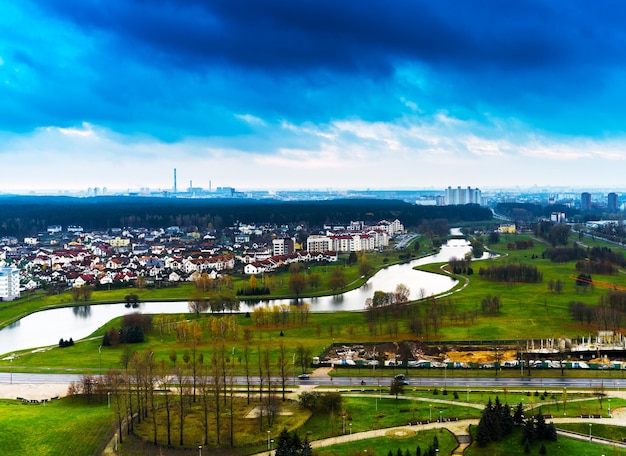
[198, 445, 202, 456]
[608, 398, 611, 417]
[429, 404, 432, 422]
[267, 430, 271, 450]
[439, 410, 443, 423]
[589, 423, 592, 442]
[114, 433, 118, 452]
[107, 391, 110, 409]
[98, 345, 102, 376]
[349, 423, 352, 436]
[10, 357, 13, 384]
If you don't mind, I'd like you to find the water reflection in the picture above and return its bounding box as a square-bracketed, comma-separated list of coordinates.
[72, 306, 92, 318]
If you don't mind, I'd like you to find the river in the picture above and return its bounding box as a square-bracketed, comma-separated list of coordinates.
[0, 236, 485, 357]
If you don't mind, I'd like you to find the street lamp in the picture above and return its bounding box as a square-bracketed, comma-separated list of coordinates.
[608, 398, 611, 417]
[349, 423, 352, 436]
[98, 345, 102, 376]
[429, 404, 432, 422]
[267, 430, 271, 450]
[107, 391, 110, 409]
[439, 410, 443, 423]
[10, 356, 13, 384]
[589, 423, 592, 442]
[198, 445, 202, 456]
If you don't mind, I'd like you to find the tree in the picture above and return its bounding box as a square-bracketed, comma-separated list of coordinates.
[348, 251, 358, 265]
[289, 273, 307, 297]
[308, 273, 321, 289]
[328, 268, 347, 293]
[548, 223, 571, 247]
[358, 260, 374, 277]
[390, 377, 405, 399]
[296, 344, 312, 374]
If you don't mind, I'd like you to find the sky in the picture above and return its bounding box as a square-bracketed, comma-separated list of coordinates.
[2, 0, 626, 193]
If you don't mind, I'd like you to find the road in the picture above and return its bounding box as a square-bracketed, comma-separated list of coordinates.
[2, 372, 626, 390]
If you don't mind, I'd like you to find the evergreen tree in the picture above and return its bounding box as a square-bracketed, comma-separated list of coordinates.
[476, 418, 491, 446]
[501, 403, 515, 436]
[539, 443, 547, 455]
[546, 422, 558, 441]
[275, 428, 293, 456]
[535, 413, 548, 441]
[416, 445, 421, 456]
[301, 436, 313, 456]
[522, 416, 536, 446]
[513, 402, 525, 425]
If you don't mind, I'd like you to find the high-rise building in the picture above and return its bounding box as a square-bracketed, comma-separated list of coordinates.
[0, 267, 20, 301]
[580, 192, 592, 211]
[444, 186, 482, 205]
[608, 192, 619, 212]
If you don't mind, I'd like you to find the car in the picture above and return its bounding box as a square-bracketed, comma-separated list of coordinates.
[395, 374, 409, 385]
[297, 373, 310, 380]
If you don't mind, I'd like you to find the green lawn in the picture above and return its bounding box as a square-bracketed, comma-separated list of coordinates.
[0, 397, 115, 456]
[314, 428, 457, 456]
[465, 425, 626, 455]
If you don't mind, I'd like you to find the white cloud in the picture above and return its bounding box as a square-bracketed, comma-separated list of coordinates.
[2, 111, 626, 193]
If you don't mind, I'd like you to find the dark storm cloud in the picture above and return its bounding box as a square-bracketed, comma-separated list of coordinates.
[5, 0, 626, 140]
[39, 1, 626, 74]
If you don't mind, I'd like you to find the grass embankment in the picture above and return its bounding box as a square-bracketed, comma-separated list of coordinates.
[0, 397, 115, 456]
[558, 422, 626, 442]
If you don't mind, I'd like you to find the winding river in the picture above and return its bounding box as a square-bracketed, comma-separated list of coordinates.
[0, 236, 484, 357]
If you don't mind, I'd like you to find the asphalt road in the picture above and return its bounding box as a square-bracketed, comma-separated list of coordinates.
[2, 372, 626, 390]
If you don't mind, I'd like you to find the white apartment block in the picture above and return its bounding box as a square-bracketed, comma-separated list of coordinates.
[445, 186, 482, 205]
[306, 230, 389, 253]
[0, 267, 20, 301]
[272, 238, 295, 256]
[306, 235, 333, 253]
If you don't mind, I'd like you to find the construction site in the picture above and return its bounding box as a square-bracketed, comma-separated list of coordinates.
[317, 330, 626, 370]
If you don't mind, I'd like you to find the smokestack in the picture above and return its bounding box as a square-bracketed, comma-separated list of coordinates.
[173, 168, 177, 192]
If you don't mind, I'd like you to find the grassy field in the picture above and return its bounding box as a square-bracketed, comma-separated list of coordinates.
[314, 428, 457, 456]
[465, 425, 626, 455]
[0, 397, 115, 456]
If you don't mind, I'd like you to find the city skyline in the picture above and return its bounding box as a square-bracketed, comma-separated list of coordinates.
[3, 1, 626, 192]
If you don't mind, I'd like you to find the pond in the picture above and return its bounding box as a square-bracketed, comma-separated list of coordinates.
[0, 236, 488, 357]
